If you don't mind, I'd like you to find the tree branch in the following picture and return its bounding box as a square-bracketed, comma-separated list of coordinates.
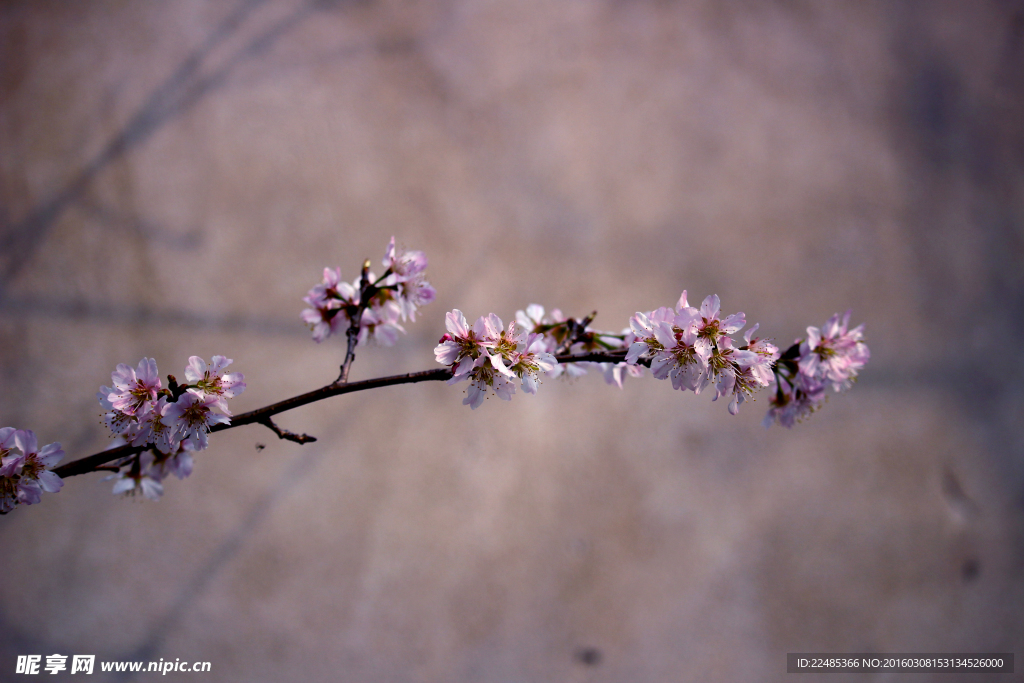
[53, 350, 633, 479]
[258, 417, 317, 444]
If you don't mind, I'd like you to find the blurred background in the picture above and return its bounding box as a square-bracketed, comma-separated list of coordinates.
[2, 0, 1023, 680]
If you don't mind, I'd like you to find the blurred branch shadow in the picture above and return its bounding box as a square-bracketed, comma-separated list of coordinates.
[0, 0, 341, 298]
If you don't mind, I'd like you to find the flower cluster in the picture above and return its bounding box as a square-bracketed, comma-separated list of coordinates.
[763, 310, 870, 427]
[514, 304, 642, 388]
[624, 292, 780, 415]
[434, 310, 558, 408]
[301, 236, 435, 345]
[97, 356, 245, 499]
[0, 428, 64, 512]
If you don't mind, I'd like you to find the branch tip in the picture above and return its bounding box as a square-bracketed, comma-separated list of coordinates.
[259, 417, 318, 444]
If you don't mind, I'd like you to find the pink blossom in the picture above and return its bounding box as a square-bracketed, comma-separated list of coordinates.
[597, 362, 645, 389]
[627, 295, 711, 393]
[129, 397, 181, 454]
[763, 374, 826, 428]
[515, 304, 547, 333]
[382, 237, 435, 322]
[152, 450, 194, 481]
[184, 355, 247, 402]
[301, 303, 347, 343]
[105, 446, 192, 501]
[0, 429, 64, 509]
[97, 385, 139, 439]
[437, 311, 563, 407]
[0, 427, 20, 478]
[358, 300, 405, 346]
[107, 357, 162, 416]
[508, 333, 558, 394]
[161, 392, 230, 452]
[383, 236, 428, 280]
[742, 324, 781, 386]
[110, 453, 164, 500]
[395, 277, 436, 322]
[624, 291, 781, 415]
[434, 309, 488, 373]
[304, 240, 434, 343]
[798, 311, 869, 391]
[693, 294, 745, 364]
[301, 267, 355, 343]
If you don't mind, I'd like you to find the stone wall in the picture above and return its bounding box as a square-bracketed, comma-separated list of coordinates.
[1, 1, 1022, 680]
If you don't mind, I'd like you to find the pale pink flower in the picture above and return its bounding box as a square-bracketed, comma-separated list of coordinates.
[0, 428, 20, 512]
[110, 454, 164, 500]
[435, 309, 488, 374]
[107, 358, 162, 416]
[763, 374, 826, 428]
[162, 393, 230, 452]
[184, 355, 246, 402]
[382, 237, 435, 322]
[358, 300, 405, 346]
[97, 385, 139, 438]
[0, 427, 19, 478]
[395, 278, 436, 322]
[798, 311, 869, 392]
[597, 362, 645, 389]
[383, 236, 428, 280]
[0, 430, 64, 507]
[649, 317, 707, 390]
[624, 310, 666, 364]
[693, 294, 745, 363]
[301, 267, 355, 343]
[741, 324, 781, 386]
[438, 311, 562, 407]
[515, 304, 547, 333]
[508, 333, 558, 394]
[150, 450, 193, 481]
[129, 397, 181, 454]
[625, 292, 701, 366]
[106, 446, 192, 500]
[461, 355, 516, 409]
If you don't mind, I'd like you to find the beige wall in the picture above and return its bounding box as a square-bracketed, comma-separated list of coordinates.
[1, 1, 1022, 681]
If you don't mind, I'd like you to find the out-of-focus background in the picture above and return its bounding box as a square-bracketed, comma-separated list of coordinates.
[2, 1, 1023, 681]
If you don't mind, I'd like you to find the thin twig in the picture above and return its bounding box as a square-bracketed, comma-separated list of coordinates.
[258, 417, 317, 444]
[336, 259, 374, 384]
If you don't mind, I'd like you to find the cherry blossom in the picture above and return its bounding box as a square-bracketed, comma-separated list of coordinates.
[357, 299, 405, 346]
[434, 309, 489, 377]
[107, 357, 162, 416]
[301, 267, 355, 343]
[762, 374, 827, 428]
[798, 311, 870, 392]
[693, 294, 745, 364]
[162, 392, 231, 452]
[383, 237, 436, 322]
[508, 333, 558, 394]
[762, 311, 867, 428]
[184, 355, 247, 404]
[97, 385, 139, 438]
[303, 236, 434, 345]
[109, 452, 164, 501]
[0, 429, 64, 511]
[129, 397, 181, 454]
[623, 291, 782, 416]
[436, 311, 558, 408]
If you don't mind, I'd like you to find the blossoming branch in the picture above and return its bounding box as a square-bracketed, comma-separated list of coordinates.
[0, 236, 869, 513]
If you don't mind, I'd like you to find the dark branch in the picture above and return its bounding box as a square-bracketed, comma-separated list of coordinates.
[53, 350, 633, 479]
[258, 417, 317, 444]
